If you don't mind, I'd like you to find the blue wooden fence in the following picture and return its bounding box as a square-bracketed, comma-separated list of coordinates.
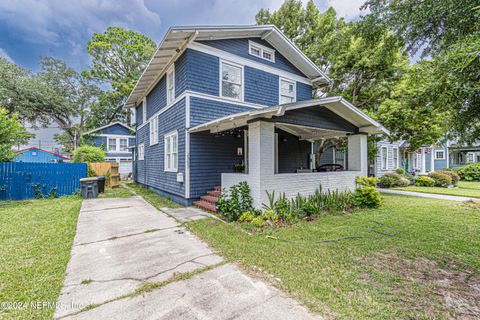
[0, 162, 87, 200]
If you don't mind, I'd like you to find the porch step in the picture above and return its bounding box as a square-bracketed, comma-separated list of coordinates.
[207, 190, 221, 197]
[193, 200, 217, 213]
[200, 195, 218, 204]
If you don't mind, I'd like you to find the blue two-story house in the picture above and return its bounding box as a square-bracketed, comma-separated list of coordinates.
[125, 25, 387, 209]
[84, 122, 135, 178]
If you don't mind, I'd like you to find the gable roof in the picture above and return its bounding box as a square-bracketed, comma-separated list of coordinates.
[16, 147, 69, 159]
[125, 25, 331, 108]
[83, 122, 134, 136]
[188, 96, 389, 136]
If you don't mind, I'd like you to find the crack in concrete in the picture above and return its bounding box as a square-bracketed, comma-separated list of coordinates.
[74, 225, 180, 247]
[56, 260, 225, 319]
[63, 253, 216, 288]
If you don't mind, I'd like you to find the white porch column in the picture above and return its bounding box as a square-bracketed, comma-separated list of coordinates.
[420, 147, 426, 175]
[430, 146, 435, 172]
[347, 133, 368, 176]
[248, 121, 275, 208]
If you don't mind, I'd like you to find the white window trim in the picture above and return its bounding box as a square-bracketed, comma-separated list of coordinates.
[149, 116, 159, 146]
[381, 146, 388, 170]
[107, 137, 131, 153]
[434, 150, 446, 160]
[248, 40, 275, 62]
[219, 59, 244, 102]
[392, 147, 399, 168]
[164, 130, 178, 172]
[166, 65, 175, 105]
[279, 77, 296, 104]
[138, 143, 145, 161]
[142, 97, 147, 123]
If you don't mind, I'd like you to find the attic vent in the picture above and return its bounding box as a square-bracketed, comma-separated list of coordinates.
[248, 40, 275, 62]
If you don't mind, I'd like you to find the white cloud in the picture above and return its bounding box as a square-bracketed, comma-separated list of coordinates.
[0, 0, 162, 45]
[326, 0, 368, 20]
[0, 48, 14, 63]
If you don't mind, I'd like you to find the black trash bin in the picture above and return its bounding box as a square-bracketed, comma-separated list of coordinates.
[96, 176, 106, 193]
[80, 178, 99, 199]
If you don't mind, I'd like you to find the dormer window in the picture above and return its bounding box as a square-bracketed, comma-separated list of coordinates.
[248, 41, 275, 62]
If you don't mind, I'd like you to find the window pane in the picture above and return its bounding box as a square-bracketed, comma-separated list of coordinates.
[120, 139, 128, 151]
[165, 137, 170, 153]
[281, 80, 294, 96]
[108, 138, 116, 151]
[280, 95, 294, 104]
[222, 63, 241, 84]
[250, 46, 260, 57]
[172, 135, 177, 153]
[263, 51, 272, 60]
[173, 152, 177, 169]
[222, 82, 241, 99]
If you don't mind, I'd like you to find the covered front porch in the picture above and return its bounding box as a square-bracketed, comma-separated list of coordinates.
[189, 97, 387, 208]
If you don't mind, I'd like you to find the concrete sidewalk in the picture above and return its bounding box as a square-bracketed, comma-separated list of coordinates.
[379, 188, 474, 202]
[55, 196, 320, 320]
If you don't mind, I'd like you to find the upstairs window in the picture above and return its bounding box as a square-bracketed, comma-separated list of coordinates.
[248, 41, 275, 62]
[167, 65, 175, 105]
[138, 143, 145, 160]
[164, 131, 178, 172]
[119, 138, 128, 152]
[149, 116, 158, 146]
[108, 138, 117, 151]
[280, 78, 296, 104]
[220, 61, 242, 101]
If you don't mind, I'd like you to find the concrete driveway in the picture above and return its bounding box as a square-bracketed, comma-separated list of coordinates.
[55, 196, 320, 320]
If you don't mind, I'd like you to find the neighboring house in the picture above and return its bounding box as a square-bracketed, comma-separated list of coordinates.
[371, 140, 402, 177]
[14, 147, 68, 163]
[84, 122, 136, 178]
[448, 140, 480, 168]
[125, 25, 387, 208]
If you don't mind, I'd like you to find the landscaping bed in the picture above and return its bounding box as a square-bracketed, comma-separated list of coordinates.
[393, 181, 480, 198]
[187, 194, 480, 319]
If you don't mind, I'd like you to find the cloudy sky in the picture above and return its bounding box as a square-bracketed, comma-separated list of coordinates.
[0, 0, 366, 71]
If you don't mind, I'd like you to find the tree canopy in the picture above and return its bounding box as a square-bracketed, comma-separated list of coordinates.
[0, 108, 33, 161]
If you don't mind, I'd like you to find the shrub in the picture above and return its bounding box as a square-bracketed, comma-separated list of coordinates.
[397, 177, 410, 187]
[437, 170, 460, 186]
[353, 186, 382, 208]
[415, 176, 435, 187]
[355, 176, 378, 187]
[457, 163, 480, 181]
[239, 211, 255, 222]
[429, 172, 452, 187]
[395, 168, 405, 175]
[378, 176, 396, 188]
[251, 217, 265, 227]
[72, 146, 105, 163]
[216, 181, 253, 221]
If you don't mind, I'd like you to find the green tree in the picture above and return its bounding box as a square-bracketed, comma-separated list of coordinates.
[72, 145, 105, 163]
[83, 26, 156, 123]
[0, 108, 33, 161]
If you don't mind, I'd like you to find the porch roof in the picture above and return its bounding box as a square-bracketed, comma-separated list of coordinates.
[188, 96, 389, 136]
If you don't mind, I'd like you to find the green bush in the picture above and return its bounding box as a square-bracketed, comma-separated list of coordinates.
[216, 181, 253, 221]
[395, 168, 405, 175]
[456, 163, 480, 181]
[251, 217, 265, 227]
[239, 211, 255, 222]
[397, 177, 410, 187]
[378, 175, 396, 188]
[72, 146, 105, 163]
[355, 176, 378, 187]
[415, 176, 435, 187]
[429, 172, 452, 187]
[436, 170, 460, 186]
[353, 186, 382, 208]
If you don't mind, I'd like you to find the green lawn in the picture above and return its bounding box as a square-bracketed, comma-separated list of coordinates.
[394, 180, 480, 198]
[0, 197, 82, 320]
[187, 194, 480, 319]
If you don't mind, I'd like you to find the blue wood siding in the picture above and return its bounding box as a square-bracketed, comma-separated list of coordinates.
[14, 149, 66, 163]
[175, 51, 188, 97]
[135, 98, 186, 198]
[185, 49, 219, 96]
[147, 77, 166, 118]
[101, 124, 131, 135]
[277, 129, 311, 173]
[426, 148, 449, 171]
[271, 107, 358, 132]
[89, 136, 107, 149]
[197, 38, 304, 76]
[244, 66, 279, 106]
[189, 97, 254, 127]
[189, 131, 245, 198]
[296, 82, 312, 101]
